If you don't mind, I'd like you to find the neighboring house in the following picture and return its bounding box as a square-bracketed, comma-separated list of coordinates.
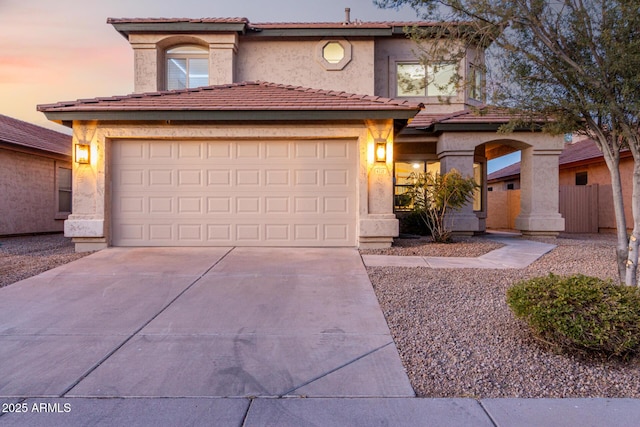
[487, 137, 633, 232]
[0, 114, 72, 236]
[38, 15, 565, 252]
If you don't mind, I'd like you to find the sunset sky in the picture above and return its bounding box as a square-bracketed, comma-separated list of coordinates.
[1, 0, 417, 129]
[0, 0, 518, 172]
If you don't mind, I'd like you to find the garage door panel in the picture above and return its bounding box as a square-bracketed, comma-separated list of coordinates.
[178, 170, 203, 186]
[115, 195, 354, 217]
[178, 142, 203, 159]
[236, 169, 260, 186]
[266, 142, 290, 159]
[113, 220, 355, 247]
[112, 139, 357, 247]
[265, 169, 290, 186]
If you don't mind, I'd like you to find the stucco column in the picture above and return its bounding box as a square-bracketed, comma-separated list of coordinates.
[359, 120, 398, 248]
[64, 121, 108, 252]
[515, 147, 565, 235]
[209, 34, 238, 86]
[437, 144, 480, 235]
[132, 43, 158, 93]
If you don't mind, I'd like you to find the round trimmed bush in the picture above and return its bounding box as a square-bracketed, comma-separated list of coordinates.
[506, 274, 640, 356]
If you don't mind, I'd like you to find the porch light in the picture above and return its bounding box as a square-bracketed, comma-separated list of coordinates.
[375, 141, 387, 163]
[75, 144, 90, 164]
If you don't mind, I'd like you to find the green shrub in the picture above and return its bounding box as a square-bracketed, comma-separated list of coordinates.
[506, 274, 640, 356]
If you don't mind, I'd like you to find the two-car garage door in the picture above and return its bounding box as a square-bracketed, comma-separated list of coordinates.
[111, 139, 357, 246]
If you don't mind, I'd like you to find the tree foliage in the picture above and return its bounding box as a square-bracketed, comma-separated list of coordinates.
[405, 169, 478, 242]
[377, 0, 640, 285]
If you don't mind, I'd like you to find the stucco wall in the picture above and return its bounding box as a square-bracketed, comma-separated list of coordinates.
[374, 38, 468, 112]
[487, 189, 520, 230]
[128, 32, 481, 108]
[236, 39, 375, 95]
[0, 149, 68, 235]
[67, 119, 397, 250]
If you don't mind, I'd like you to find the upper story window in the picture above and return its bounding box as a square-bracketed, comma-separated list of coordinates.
[396, 62, 457, 97]
[469, 64, 484, 101]
[166, 45, 209, 90]
[315, 39, 352, 71]
[323, 42, 345, 64]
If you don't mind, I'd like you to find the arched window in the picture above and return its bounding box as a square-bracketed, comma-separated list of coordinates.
[166, 45, 209, 90]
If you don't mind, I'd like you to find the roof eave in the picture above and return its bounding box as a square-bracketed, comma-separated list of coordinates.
[41, 109, 421, 123]
[247, 27, 393, 37]
[416, 122, 546, 133]
[0, 140, 71, 161]
[110, 22, 248, 38]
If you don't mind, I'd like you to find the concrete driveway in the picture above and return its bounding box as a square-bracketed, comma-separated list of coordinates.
[0, 247, 413, 399]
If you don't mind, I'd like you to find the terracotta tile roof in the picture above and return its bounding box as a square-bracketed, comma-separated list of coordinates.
[107, 17, 250, 24]
[408, 106, 544, 129]
[106, 17, 441, 30]
[0, 114, 71, 157]
[251, 21, 442, 29]
[487, 161, 523, 182]
[559, 137, 607, 165]
[38, 81, 422, 113]
[487, 138, 615, 182]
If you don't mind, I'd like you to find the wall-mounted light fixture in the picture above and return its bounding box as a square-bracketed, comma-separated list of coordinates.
[375, 141, 387, 163]
[75, 144, 90, 164]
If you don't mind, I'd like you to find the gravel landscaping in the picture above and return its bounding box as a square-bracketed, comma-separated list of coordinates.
[367, 233, 640, 398]
[0, 233, 89, 288]
[360, 235, 504, 257]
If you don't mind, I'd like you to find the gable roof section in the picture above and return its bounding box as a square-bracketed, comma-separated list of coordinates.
[487, 138, 622, 182]
[408, 107, 550, 133]
[38, 81, 422, 123]
[559, 137, 608, 165]
[0, 114, 71, 157]
[487, 161, 522, 182]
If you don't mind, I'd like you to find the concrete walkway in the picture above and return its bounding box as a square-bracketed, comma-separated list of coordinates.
[362, 233, 557, 268]
[1, 243, 639, 426]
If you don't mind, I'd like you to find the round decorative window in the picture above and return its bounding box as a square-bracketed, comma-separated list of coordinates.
[323, 42, 345, 64]
[316, 39, 352, 71]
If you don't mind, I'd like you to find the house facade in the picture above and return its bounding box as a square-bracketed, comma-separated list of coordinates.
[487, 137, 633, 233]
[0, 114, 72, 236]
[39, 16, 564, 252]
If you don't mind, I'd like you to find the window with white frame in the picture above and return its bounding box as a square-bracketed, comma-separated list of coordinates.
[396, 62, 458, 97]
[166, 45, 209, 90]
[57, 167, 72, 214]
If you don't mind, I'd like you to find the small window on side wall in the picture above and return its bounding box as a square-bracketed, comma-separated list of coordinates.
[576, 171, 588, 186]
[57, 167, 72, 216]
[166, 45, 209, 90]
